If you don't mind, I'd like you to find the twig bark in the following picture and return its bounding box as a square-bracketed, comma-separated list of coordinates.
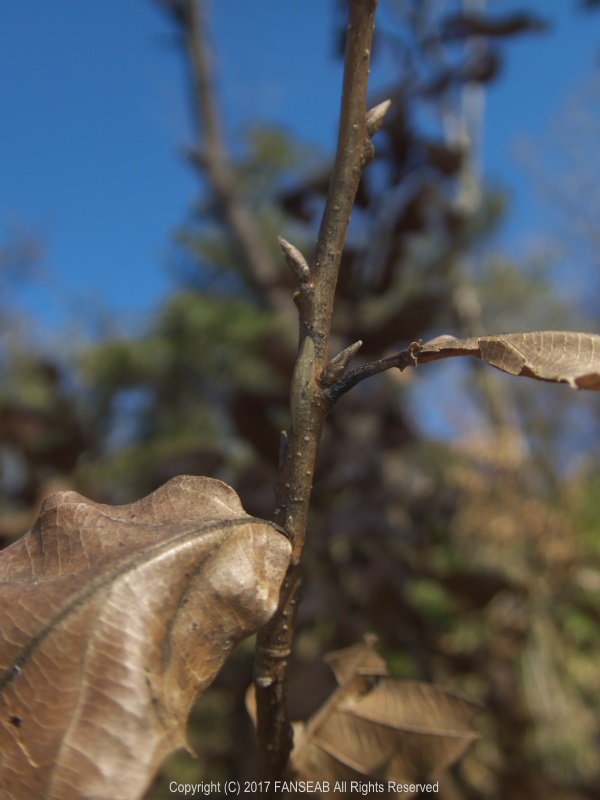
[254, 0, 380, 790]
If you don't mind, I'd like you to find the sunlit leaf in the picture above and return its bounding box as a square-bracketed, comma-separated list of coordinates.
[419, 332, 600, 390]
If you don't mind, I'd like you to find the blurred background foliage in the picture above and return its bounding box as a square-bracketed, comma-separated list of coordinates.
[2, 1, 600, 798]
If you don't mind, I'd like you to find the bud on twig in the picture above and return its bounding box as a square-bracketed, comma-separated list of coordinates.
[278, 237, 310, 283]
[320, 341, 363, 387]
[366, 99, 391, 137]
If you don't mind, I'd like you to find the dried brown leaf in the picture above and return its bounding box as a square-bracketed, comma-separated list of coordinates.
[290, 636, 480, 798]
[419, 331, 600, 389]
[323, 633, 388, 687]
[0, 475, 291, 800]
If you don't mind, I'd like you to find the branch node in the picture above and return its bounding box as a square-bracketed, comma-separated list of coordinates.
[324, 340, 422, 406]
[292, 284, 315, 319]
[181, 144, 207, 171]
[278, 237, 310, 283]
[360, 139, 375, 170]
[406, 340, 421, 368]
[319, 340, 363, 387]
[366, 98, 391, 137]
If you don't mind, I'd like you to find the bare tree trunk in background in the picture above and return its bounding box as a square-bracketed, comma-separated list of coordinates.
[437, 0, 525, 455]
[163, 0, 296, 335]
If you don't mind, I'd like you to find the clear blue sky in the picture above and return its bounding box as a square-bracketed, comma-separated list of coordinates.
[1, 1, 599, 338]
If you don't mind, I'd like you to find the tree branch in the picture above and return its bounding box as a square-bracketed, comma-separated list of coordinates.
[161, 0, 294, 327]
[254, 0, 382, 792]
[324, 342, 421, 405]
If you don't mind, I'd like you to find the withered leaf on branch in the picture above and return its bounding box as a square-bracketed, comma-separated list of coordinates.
[419, 331, 600, 390]
[0, 475, 291, 800]
[287, 636, 480, 799]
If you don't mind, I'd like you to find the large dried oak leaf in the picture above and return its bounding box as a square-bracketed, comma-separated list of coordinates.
[0, 475, 291, 800]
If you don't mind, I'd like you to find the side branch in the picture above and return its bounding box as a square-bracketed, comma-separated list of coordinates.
[325, 342, 421, 405]
[326, 330, 600, 405]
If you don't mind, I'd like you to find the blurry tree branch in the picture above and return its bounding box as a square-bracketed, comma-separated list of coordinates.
[157, 0, 294, 329]
[426, 0, 524, 441]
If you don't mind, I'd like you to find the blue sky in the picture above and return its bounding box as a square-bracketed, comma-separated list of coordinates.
[1, 1, 599, 338]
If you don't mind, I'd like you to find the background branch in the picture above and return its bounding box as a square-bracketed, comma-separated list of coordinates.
[161, 0, 294, 328]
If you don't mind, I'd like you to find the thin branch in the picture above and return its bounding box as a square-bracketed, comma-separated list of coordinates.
[326, 328, 600, 404]
[323, 338, 480, 407]
[325, 342, 421, 405]
[162, 0, 294, 327]
[254, 0, 381, 791]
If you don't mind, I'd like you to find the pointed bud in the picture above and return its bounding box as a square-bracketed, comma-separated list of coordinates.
[320, 341, 363, 387]
[366, 99, 391, 137]
[278, 237, 310, 283]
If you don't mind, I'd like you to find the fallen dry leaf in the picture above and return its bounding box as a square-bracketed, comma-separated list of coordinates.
[0, 475, 291, 800]
[247, 635, 480, 799]
[419, 331, 600, 389]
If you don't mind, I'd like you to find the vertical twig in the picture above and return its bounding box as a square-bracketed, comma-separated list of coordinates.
[254, 0, 381, 791]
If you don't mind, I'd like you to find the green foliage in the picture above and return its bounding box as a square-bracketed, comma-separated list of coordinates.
[77, 291, 284, 497]
[83, 293, 281, 392]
